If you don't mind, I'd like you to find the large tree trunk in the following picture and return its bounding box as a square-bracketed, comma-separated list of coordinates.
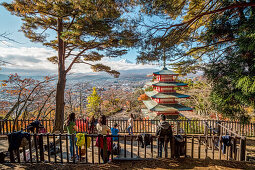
[54, 18, 66, 132]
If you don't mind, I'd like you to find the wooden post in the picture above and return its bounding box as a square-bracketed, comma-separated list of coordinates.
[103, 135, 107, 163]
[91, 136, 94, 164]
[191, 136, 194, 158]
[124, 135, 127, 158]
[177, 121, 180, 135]
[234, 136, 237, 160]
[138, 137, 140, 157]
[72, 134, 75, 163]
[85, 134, 88, 163]
[170, 135, 175, 158]
[151, 136, 153, 158]
[184, 135, 187, 157]
[144, 135, 147, 158]
[212, 136, 215, 159]
[98, 135, 100, 164]
[217, 121, 221, 136]
[53, 134, 57, 163]
[28, 135, 32, 163]
[164, 136, 168, 158]
[204, 123, 208, 136]
[110, 135, 113, 162]
[131, 135, 133, 158]
[198, 136, 201, 159]
[34, 134, 39, 163]
[39, 134, 44, 162]
[229, 137, 233, 160]
[66, 134, 69, 163]
[219, 135, 222, 160]
[240, 137, 246, 161]
[205, 135, 208, 158]
[59, 134, 63, 163]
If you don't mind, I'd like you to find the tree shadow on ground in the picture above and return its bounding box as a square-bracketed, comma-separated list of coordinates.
[1, 157, 255, 170]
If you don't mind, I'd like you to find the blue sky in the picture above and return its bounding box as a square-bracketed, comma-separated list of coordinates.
[0, 1, 158, 77]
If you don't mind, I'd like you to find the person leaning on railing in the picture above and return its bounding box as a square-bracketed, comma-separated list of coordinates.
[96, 115, 111, 163]
[127, 113, 134, 135]
[66, 112, 79, 160]
[156, 114, 173, 158]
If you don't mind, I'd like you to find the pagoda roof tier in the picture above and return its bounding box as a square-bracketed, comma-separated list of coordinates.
[145, 91, 190, 99]
[153, 67, 179, 75]
[143, 100, 192, 112]
[146, 81, 188, 87]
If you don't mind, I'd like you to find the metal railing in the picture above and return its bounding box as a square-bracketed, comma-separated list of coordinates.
[0, 119, 254, 137]
[3, 133, 246, 164]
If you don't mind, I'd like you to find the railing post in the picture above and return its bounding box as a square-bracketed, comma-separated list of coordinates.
[217, 121, 221, 136]
[240, 137, 246, 161]
[103, 135, 107, 163]
[170, 135, 175, 158]
[164, 135, 168, 158]
[177, 121, 180, 135]
[191, 135, 194, 158]
[204, 122, 208, 136]
[39, 134, 44, 162]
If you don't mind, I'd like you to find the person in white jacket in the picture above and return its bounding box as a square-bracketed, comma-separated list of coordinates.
[127, 113, 134, 135]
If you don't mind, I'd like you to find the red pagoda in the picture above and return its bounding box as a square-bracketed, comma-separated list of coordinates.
[142, 67, 192, 119]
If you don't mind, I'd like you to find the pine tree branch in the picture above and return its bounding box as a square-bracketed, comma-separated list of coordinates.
[66, 15, 76, 30]
[164, 2, 255, 30]
[187, 38, 235, 55]
[65, 39, 105, 73]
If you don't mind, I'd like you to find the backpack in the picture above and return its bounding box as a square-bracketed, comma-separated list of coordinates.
[157, 124, 172, 137]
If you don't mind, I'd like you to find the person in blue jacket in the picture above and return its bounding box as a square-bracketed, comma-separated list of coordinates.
[111, 123, 119, 141]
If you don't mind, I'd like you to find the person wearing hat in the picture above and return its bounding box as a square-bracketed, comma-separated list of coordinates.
[111, 123, 119, 141]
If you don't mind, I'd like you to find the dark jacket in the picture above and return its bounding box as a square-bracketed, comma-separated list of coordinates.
[8, 131, 30, 151]
[156, 121, 173, 139]
[222, 135, 232, 154]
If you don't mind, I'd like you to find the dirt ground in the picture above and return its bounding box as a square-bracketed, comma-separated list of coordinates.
[1, 157, 255, 170]
[246, 137, 255, 158]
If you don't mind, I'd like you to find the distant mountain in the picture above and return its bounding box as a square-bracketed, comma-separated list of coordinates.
[119, 59, 133, 64]
[67, 68, 157, 82]
[0, 67, 203, 83]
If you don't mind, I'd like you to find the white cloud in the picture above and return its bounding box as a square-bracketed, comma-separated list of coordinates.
[0, 47, 57, 75]
[0, 46, 157, 76]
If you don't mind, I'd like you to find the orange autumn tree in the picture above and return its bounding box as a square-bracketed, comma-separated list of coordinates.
[1, 74, 55, 130]
[138, 94, 149, 101]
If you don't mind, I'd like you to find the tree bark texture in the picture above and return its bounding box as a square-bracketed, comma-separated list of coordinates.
[54, 18, 66, 132]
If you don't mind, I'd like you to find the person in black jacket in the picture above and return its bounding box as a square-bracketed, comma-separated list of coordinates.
[156, 114, 173, 158]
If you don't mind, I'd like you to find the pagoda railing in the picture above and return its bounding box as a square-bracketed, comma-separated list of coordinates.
[0, 119, 254, 137]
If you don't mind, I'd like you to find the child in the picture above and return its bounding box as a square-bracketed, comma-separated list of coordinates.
[111, 123, 119, 141]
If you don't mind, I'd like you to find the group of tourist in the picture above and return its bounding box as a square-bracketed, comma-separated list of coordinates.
[66, 112, 172, 163]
